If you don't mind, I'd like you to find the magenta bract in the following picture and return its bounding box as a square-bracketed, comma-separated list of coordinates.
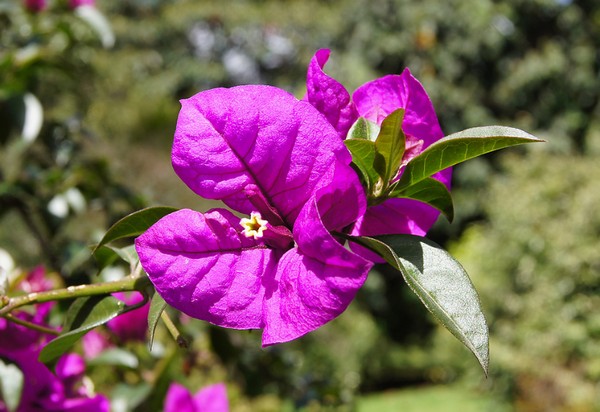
[0, 268, 109, 412]
[0, 350, 109, 412]
[306, 49, 452, 239]
[136, 85, 372, 345]
[164, 383, 228, 412]
[106, 291, 150, 342]
[0, 267, 57, 351]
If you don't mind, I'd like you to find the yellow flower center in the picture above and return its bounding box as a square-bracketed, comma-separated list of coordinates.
[240, 212, 268, 240]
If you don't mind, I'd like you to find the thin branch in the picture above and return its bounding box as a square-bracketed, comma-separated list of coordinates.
[0, 273, 150, 316]
[160, 310, 189, 349]
[5, 313, 61, 336]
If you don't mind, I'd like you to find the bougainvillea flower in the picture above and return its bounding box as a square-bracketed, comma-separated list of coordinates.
[164, 383, 228, 412]
[106, 291, 150, 341]
[136, 85, 372, 345]
[0, 267, 57, 351]
[306, 49, 452, 240]
[81, 329, 111, 359]
[0, 349, 109, 412]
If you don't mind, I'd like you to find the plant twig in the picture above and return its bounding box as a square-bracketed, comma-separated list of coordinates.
[0, 273, 150, 316]
[160, 310, 189, 349]
[5, 313, 61, 336]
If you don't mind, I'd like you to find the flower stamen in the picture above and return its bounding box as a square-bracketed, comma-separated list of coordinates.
[240, 212, 268, 240]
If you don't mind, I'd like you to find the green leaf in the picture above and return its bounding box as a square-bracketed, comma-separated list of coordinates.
[87, 348, 139, 368]
[111, 383, 153, 411]
[396, 126, 544, 191]
[39, 295, 126, 363]
[389, 177, 454, 222]
[147, 292, 167, 351]
[0, 359, 24, 412]
[94, 206, 178, 253]
[93, 244, 140, 272]
[347, 117, 380, 141]
[92, 245, 120, 272]
[374, 109, 406, 184]
[351, 234, 489, 375]
[344, 139, 380, 192]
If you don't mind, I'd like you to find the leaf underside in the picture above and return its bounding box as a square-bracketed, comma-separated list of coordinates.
[351, 234, 489, 375]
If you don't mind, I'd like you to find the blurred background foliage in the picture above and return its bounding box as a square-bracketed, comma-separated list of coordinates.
[2, 0, 600, 410]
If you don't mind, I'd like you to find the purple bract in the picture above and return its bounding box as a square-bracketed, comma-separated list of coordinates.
[106, 291, 150, 342]
[164, 383, 228, 412]
[306, 49, 452, 239]
[0, 267, 109, 412]
[0, 267, 56, 351]
[0, 350, 109, 412]
[135, 85, 372, 345]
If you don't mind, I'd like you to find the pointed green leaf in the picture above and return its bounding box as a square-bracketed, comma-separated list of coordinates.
[351, 234, 489, 375]
[389, 177, 454, 222]
[347, 117, 380, 141]
[0, 359, 24, 412]
[375, 109, 406, 184]
[93, 206, 178, 253]
[110, 244, 139, 266]
[396, 126, 544, 191]
[147, 292, 167, 350]
[39, 295, 126, 363]
[92, 245, 120, 272]
[344, 138, 381, 192]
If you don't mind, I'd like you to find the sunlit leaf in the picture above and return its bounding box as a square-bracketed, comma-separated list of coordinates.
[347, 117, 380, 141]
[93, 206, 178, 253]
[92, 246, 119, 273]
[344, 138, 380, 192]
[374, 109, 406, 184]
[147, 292, 167, 350]
[351, 234, 489, 375]
[0, 358, 24, 412]
[39, 295, 126, 363]
[396, 126, 544, 191]
[389, 177, 454, 222]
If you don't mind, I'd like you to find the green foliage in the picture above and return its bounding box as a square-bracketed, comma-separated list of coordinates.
[147, 292, 167, 350]
[374, 109, 407, 186]
[395, 126, 542, 191]
[93, 206, 178, 252]
[341, 0, 600, 153]
[390, 177, 454, 222]
[450, 151, 600, 409]
[40, 295, 127, 363]
[345, 138, 380, 192]
[352, 235, 489, 375]
[3, 0, 600, 410]
[357, 384, 509, 412]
